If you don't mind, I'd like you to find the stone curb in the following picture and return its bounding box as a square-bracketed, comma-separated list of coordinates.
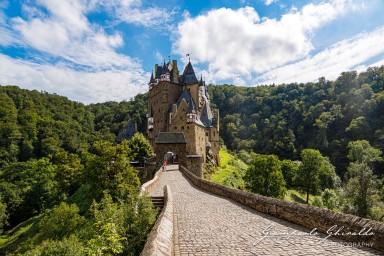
[179, 165, 384, 252]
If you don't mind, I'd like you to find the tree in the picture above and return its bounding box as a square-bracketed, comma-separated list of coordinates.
[83, 140, 140, 200]
[244, 154, 286, 199]
[127, 132, 154, 165]
[343, 140, 383, 217]
[39, 202, 85, 240]
[0, 196, 7, 233]
[295, 149, 336, 204]
[280, 159, 299, 188]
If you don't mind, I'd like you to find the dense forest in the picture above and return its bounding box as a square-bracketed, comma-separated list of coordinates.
[207, 66, 384, 221]
[1, 65, 384, 254]
[0, 86, 154, 255]
[209, 67, 384, 177]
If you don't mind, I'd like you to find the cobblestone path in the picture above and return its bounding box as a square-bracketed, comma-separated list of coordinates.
[150, 170, 383, 256]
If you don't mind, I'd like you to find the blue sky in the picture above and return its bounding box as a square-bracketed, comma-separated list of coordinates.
[1, 0, 384, 103]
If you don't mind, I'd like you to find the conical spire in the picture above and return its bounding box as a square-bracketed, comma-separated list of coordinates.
[182, 61, 198, 84]
[162, 60, 169, 74]
[149, 71, 155, 83]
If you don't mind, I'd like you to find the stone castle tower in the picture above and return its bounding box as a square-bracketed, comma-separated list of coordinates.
[147, 59, 220, 176]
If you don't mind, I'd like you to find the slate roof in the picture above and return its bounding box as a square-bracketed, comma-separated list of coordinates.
[155, 132, 187, 144]
[181, 61, 198, 84]
[115, 119, 137, 142]
[200, 101, 213, 127]
[161, 61, 169, 74]
[174, 88, 197, 113]
[149, 72, 155, 83]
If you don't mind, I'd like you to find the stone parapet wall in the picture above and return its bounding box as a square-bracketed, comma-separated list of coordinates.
[179, 166, 384, 252]
[186, 155, 203, 177]
[140, 167, 163, 196]
[140, 185, 174, 256]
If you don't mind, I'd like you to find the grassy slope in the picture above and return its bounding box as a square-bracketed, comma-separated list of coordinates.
[284, 189, 316, 204]
[208, 148, 248, 190]
[0, 215, 42, 254]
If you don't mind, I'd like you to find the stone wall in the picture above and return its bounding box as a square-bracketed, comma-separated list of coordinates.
[140, 167, 163, 196]
[154, 143, 187, 168]
[185, 155, 203, 178]
[140, 160, 157, 183]
[140, 185, 174, 256]
[179, 166, 384, 252]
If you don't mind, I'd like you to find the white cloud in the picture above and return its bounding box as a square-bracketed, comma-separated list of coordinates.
[173, 1, 354, 81]
[0, 54, 149, 104]
[264, 0, 276, 6]
[10, 0, 133, 70]
[254, 26, 384, 85]
[1, 0, 154, 103]
[0, 3, 20, 46]
[94, 0, 175, 28]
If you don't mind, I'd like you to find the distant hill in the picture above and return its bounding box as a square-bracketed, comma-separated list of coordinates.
[208, 66, 384, 177]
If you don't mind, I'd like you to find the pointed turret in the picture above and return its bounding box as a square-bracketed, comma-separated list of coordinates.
[181, 61, 198, 84]
[162, 60, 169, 74]
[149, 72, 155, 84]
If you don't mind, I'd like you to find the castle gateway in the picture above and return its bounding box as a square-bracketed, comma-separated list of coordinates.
[147, 59, 220, 176]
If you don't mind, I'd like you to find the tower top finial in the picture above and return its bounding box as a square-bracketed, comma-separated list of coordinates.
[186, 53, 190, 62]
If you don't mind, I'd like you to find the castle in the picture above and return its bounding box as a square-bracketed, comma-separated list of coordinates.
[147, 59, 220, 176]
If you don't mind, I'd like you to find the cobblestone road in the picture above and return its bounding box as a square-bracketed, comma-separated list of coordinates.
[151, 169, 383, 256]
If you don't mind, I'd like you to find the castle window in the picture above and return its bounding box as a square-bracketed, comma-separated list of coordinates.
[206, 132, 208, 137]
[187, 125, 189, 129]
[175, 126, 177, 130]
[181, 126, 184, 130]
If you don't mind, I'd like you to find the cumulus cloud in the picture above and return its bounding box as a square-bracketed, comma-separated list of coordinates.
[254, 26, 384, 85]
[0, 0, 157, 103]
[173, 1, 353, 81]
[0, 54, 149, 104]
[10, 0, 135, 70]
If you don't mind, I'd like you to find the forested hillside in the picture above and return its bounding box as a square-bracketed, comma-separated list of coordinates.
[1, 65, 384, 253]
[209, 66, 384, 177]
[0, 86, 154, 255]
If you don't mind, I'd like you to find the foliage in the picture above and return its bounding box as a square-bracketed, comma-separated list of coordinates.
[311, 197, 324, 208]
[83, 140, 140, 200]
[39, 202, 85, 240]
[209, 66, 384, 178]
[127, 132, 154, 164]
[0, 158, 61, 225]
[25, 234, 86, 256]
[280, 159, 300, 188]
[0, 197, 7, 233]
[295, 149, 337, 203]
[209, 148, 247, 189]
[321, 189, 339, 210]
[342, 140, 383, 217]
[244, 153, 286, 199]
